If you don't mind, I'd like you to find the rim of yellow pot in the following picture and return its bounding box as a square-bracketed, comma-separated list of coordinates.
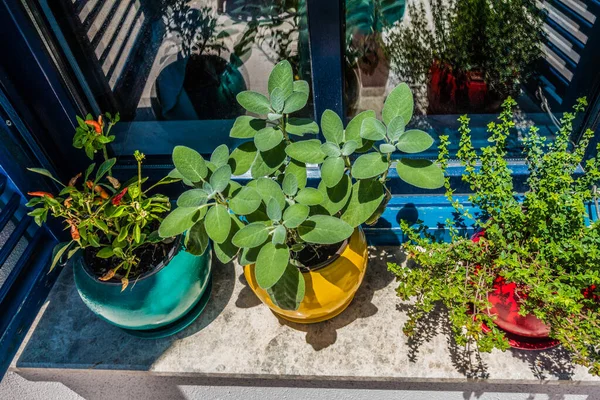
[244, 228, 368, 324]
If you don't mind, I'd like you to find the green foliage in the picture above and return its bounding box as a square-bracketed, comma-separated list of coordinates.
[29, 115, 176, 290]
[386, 0, 544, 99]
[390, 98, 600, 376]
[159, 60, 443, 310]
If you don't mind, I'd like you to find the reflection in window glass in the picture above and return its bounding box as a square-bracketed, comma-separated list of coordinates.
[42, 0, 311, 123]
[345, 0, 600, 154]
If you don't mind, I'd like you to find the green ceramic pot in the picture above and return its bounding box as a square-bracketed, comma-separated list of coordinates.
[73, 236, 212, 338]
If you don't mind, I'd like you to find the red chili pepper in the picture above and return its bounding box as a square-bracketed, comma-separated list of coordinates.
[64, 197, 73, 208]
[28, 191, 54, 199]
[86, 180, 94, 190]
[68, 220, 80, 240]
[112, 187, 128, 206]
[86, 180, 109, 199]
[85, 120, 102, 134]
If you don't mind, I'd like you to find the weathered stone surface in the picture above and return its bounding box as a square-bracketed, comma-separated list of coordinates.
[11, 247, 600, 383]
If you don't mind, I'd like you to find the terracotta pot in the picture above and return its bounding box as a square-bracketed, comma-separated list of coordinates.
[244, 227, 368, 324]
[471, 230, 551, 338]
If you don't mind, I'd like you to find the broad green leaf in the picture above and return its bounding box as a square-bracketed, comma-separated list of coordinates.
[50, 241, 73, 272]
[286, 117, 319, 136]
[159, 206, 201, 237]
[270, 87, 285, 112]
[360, 117, 386, 141]
[97, 247, 114, 259]
[387, 116, 405, 141]
[341, 140, 358, 156]
[321, 142, 341, 158]
[230, 116, 267, 138]
[255, 242, 290, 289]
[283, 91, 309, 114]
[382, 83, 414, 126]
[351, 152, 388, 179]
[379, 143, 396, 154]
[186, 221, 209, 256]
[27, 168, 65, 187]
[282, 173, 298, 196]
[256, 177, 286, 210]
[396, 129, 435, 153]
[237, 91, 271, 114]
[177, 189, 208, 207]
[173, 146, 207, 183]
[396, 158, 445, 189]
[266, 263, 305, 310]
[296, 187, 324, 206]
[268, 113, 282, 121]
[272, 225, 286, 245]
[229, 186, 262, 215]
[254, 127, 283, 151]
[268, 60, 293, 98]
[240, 242, 267, 265]
[210, 144, 229, 167]
[293, 80, 309, 96]
[222, 180, 242, 198]
[251, 141, 287, 178]
[321, 156, 345, 188]
[214, 215, 243, 263]
[319, 174, 352, 215]
[298, 215, 354, 244]
[285, 160, 307, 189]
[228, 141, 257, 175]
[285, 139, 326, 164]
[283, 203, 309, 228]
[267, 198, 282, 221]
[345, 110, 375, 147]
[205, 204, 231, 243]
[210, 165, 232, 193]
[232, 222, 270, 248]
[95, 158, 116, 183]
[321, 109, 344, 144]
[341, 178, 385, 227]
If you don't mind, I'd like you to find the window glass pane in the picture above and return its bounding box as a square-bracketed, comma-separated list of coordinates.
[345, 0, 600, 157]
[36, 0, 312, 154]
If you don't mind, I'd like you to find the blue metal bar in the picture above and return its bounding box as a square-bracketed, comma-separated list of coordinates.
[0, 228, 58, 378]
[0, 217, 33, 280]
[306, 0, 345, 123]
[0, 195, 21, 233]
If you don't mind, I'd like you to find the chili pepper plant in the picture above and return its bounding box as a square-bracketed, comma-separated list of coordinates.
[27, 115, 179, 290]
[389, 98, 600, 375]
[158, 60, 444, 310]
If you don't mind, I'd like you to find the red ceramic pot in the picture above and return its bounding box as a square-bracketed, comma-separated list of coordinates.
[471, 231, 552, 338]
[427, 62, 498, 114]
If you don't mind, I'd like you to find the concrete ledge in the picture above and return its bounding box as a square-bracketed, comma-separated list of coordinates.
[10, 247, 600, 385]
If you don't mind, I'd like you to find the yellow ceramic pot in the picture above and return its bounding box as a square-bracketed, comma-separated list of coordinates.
[244, 228, 368, 323]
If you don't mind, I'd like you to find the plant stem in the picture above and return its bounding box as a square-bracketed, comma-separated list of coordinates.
[137, 159, 143, 202]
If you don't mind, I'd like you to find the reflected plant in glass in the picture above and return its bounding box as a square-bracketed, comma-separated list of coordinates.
[387, 0, 544, 113]
[159, 60, 444, 310]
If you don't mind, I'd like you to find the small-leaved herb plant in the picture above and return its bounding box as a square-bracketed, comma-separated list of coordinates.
[158, 60, 444, 310]
[389, 98, 600, 375]
[27, 115, 179, 290]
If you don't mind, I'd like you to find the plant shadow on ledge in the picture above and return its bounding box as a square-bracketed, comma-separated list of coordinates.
[390, 97, 600, 376]
[159, 60, 444, 323]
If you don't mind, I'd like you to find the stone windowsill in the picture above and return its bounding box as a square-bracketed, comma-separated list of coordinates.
[9, 247, 600, 385]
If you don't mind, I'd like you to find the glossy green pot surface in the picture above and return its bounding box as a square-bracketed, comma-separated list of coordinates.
[73, 238, 212, 332]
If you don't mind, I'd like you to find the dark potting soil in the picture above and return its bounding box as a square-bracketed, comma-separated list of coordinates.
[293, 240, 347, 272]
[84, 237, 179, 282]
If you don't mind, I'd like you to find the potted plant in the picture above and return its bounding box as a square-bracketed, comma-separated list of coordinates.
[158, 60, 444, 323]
[389, 98, 600, 375]
[386, 0, 544, 114]
[153, 1, 248, 120]
[345, 0, 406, 100]
[27, 114, 212, 338]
